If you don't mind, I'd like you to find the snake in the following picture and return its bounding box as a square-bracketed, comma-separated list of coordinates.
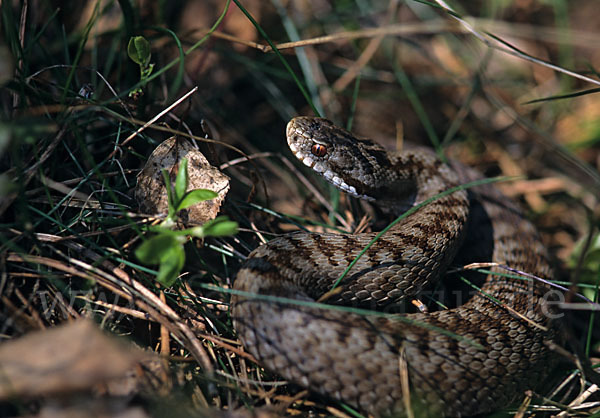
[231, 116, 559, 416]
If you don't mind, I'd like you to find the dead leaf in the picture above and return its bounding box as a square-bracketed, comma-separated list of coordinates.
[0, 320, 155, 400]
[135, 136, 230, 225]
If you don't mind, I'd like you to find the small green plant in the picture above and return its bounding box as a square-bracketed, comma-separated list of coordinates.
[135, 158, 238, 286]
[127, 35, 154, 98]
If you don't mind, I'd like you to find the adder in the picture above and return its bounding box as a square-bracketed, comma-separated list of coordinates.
[231, 116, 559, 416]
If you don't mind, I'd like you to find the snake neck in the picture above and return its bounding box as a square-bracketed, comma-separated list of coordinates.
[286, 116, 463, 216]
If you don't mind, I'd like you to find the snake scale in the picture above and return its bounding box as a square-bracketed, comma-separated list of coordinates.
[231, 117, 558, 416]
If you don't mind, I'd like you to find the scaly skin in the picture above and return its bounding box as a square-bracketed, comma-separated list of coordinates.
[232, 117, 558, 416]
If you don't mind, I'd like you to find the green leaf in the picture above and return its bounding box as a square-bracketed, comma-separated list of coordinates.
[197, 217, 238, 237]
[175, 158, 189, 203]
[161, 169, 175, 216]
[155, 244, 185, 287]
[127, 36, 151, 67]
[135, 234, 181, 264]
[176, 188, 218, 212]
[135, 233, 187, 286]
[141, 63, 154, 79]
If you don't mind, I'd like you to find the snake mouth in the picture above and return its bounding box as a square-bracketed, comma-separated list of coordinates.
[290, 147, 359, 196]
[288, 140, 314, 169]
[287, 121, 317, 170]
[290, 144, 330, 176]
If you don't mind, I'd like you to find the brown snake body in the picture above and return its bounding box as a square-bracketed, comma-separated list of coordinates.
[232, 117, 558, 416]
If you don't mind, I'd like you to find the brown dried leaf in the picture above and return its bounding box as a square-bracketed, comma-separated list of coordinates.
[135, 137, 230, 225]
[0, 320, 155, 400]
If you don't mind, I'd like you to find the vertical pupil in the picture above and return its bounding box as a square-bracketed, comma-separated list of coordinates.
[311, 144, 326, 157]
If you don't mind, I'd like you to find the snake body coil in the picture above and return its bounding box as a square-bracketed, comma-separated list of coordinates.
[232, 117, 557, 416]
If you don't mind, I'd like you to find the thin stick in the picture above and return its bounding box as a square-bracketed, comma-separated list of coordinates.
[107, 86, 199, 160]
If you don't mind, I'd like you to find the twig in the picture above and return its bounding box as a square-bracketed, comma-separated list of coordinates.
[107, 86, 199, 160]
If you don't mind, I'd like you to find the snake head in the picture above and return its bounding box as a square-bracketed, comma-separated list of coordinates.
[286, 116, 414, 204]
[287, 116, 375, 199]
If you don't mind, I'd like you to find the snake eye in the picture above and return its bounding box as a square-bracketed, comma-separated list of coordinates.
[311, 144, 327, 157]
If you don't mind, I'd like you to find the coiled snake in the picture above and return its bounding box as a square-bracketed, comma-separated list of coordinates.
[231, 117, 558, 416]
